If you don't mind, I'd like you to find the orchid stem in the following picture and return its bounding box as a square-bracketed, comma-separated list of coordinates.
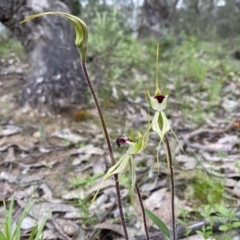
[165, 135, 176, 240]
[82, 61, 129, 240]
[135, 183, 150, 240]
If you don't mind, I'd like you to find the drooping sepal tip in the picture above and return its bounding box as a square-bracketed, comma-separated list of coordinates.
[20, 11, 88, 62]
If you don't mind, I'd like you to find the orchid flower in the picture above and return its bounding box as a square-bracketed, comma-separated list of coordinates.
[147, 44, 182, 171]
[91, 125, 150, 204]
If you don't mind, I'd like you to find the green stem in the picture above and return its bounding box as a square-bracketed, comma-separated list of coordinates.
[156, 43, 160, 91]
[82, 61, 129, 240]
[135, 183, 150, 240]
[165, 135, 176, 240]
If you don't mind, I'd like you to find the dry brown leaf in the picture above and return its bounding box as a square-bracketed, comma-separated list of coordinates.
[72, 154, 91, 166]
[176, 154, 196, 170]
[54, 218, 80, 237]
[0, 124, 21, 136]
[233, 181, 240, 198]
[42, 230, 58, 240]
[95, 223, 136, 239]
[61, 188, 85, 200]
[143, 188, 167, 211]
[21, 216, 36, 230]
[17, 199, 78, 220]
[0, 172, 17, 183]
[51, 128, 86, 144]
[0, 136, 6, 146]
[71, 144, 104, 155]
[180, 235, 205, 240]
[92, 157, 106, 174]
[4, 147, 16, 162]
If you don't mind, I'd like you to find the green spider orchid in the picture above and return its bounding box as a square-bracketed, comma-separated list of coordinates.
[91, 127, 150, 204]
[21, 12, 88, 61]
[147, 44, 182, 170]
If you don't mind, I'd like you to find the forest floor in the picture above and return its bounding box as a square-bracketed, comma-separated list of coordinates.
[0, 50, 240, 240]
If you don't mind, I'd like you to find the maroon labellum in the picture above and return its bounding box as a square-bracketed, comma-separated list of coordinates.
[154, 95, 165, 104]
[116, 136, 133, 147]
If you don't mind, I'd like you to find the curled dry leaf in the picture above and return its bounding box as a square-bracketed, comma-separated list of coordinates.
[61, 188, 85, 200]
[21, 216, 36, 230]
[4, 147, 16, 162]
[176, 154, 196, 170]
[71, 144, 104, 155]
[0, 172, 17, 183]
[0, 124, 21, 136]
[92, 157, 107, 174]
[233, 181, 240, 198]
[95, 223, 136, 239]
[55, 218, 80, 237]
[143, 188, 167, 211]
[51, 128, 86, 144]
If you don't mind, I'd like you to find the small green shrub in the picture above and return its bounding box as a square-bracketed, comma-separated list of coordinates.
[193, 170, 224, 206]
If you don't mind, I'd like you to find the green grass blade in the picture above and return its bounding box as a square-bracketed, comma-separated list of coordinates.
[145, 208, 170, 239]
[12, 202, 32, 240]
[3, 198, 13, 240]
[34, 212, 51, 240]
[29, 225, 38, 240]
[0, 231, 7, 240]
[8, 197, 14, 239]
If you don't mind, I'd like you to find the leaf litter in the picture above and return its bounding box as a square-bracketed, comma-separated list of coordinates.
[0, 52, 240, 239]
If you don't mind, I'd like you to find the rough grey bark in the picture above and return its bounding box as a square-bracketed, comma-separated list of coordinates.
[139, 0, 171, 37]
[0, 0, 87, 111]
[142, 0, 169, 25]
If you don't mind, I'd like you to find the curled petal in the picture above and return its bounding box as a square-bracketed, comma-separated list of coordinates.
[21, 12, 88, 61]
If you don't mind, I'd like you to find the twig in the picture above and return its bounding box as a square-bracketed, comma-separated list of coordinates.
[82, 61, 129, 240]
[165, 135, 176, 240]
[135, 182, 150, 240]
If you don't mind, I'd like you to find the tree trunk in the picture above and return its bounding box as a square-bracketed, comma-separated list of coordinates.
[0, 0, 87, 112]
[139, 0, 170, 37]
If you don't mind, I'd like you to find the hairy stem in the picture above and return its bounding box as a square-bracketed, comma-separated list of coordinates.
[165, 135, 176, 240]
[82, 61, 129, 240]
[135, 183, 150, 240]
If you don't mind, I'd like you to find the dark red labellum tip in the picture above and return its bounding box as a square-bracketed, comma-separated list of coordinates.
[154, 95, 165, 103]
[116, 138, 126, 147]
[116, 137, 132, 147]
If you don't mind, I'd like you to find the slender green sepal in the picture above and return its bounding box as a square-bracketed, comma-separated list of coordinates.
[156, 43, 160, 93]
[21, 12, 88, 61]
